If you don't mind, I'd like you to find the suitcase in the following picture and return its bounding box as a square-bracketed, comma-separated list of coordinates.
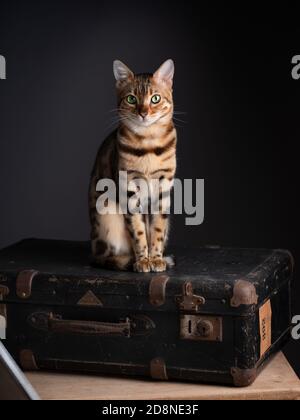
[0, 239, 293, 387]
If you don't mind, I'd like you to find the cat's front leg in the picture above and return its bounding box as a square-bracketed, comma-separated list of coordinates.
[148, 176, 172, 272]
[124, 214, 151, 273]
[149, 214, 169, 272]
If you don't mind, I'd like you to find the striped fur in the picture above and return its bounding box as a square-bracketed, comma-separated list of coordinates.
[89, 60, 177, 272]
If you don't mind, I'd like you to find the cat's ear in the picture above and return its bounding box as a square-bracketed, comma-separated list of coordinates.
[113, 60, 134, 82]
[153, 59, 175, 87]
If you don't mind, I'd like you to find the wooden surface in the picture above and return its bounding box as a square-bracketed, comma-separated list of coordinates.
[26, 352, 300, 400]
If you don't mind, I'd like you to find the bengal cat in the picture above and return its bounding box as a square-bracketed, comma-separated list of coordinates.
[89, 59, 177, 272]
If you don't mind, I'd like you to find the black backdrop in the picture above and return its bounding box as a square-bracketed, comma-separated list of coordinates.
[0, 1, 299, 377]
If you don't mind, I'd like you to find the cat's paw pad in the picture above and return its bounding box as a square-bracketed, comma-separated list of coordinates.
[134, 258, 151, 273]
[150, 257, 167, 273]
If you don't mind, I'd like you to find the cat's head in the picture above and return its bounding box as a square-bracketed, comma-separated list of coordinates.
[113, 59, 174, 129]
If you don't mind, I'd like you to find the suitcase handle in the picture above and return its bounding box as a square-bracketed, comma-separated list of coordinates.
[29, 312, 131, 337]
[49, 314, 131, 337]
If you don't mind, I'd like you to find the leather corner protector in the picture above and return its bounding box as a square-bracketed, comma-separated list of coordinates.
[149, 275, 169, 307]
[16, 270, 39, 299]
[19, 349, 39, 371]
[231, 367, 257, 387]
[276, 249, 295, 274]
[231, 280, 258, 308]
[150, 357, 168, 381]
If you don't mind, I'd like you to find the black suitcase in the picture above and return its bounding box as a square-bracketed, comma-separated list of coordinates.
[0, 239, 293, 387]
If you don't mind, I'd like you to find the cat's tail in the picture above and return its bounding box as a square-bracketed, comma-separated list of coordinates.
[165, 255, 176, 269]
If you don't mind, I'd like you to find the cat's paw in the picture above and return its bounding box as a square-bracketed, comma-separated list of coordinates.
[150, 257, 167, 273]
[134, 258, 152, 273]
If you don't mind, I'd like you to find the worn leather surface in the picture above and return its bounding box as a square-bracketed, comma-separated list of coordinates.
[0, 239, 292, 303]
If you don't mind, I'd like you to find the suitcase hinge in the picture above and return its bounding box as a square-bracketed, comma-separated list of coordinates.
[16, 270, 39, 299]
[176, 282, 205, 312]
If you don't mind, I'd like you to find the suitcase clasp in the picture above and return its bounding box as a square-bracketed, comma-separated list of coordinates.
[176, 282, 205, 312]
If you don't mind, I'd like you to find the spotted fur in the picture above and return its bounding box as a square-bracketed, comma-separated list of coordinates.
[89, 60, 177, 272]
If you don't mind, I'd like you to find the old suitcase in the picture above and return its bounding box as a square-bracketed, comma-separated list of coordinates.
[0, 239, 293, 387]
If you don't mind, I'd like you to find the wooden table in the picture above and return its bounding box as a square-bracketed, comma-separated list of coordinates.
[26, 352, 300, 400]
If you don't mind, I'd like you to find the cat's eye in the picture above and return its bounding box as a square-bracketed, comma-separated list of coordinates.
[151, 94, 161, 104]
[126, 95, 137, 105]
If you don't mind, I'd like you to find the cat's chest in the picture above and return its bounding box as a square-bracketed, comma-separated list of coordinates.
[132, 153, 161, 175]
[119, 138, 175, 176]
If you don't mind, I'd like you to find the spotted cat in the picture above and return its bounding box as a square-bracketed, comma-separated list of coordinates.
[89, 59, 177, 272]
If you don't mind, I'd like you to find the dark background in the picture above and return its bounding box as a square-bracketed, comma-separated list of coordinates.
[0, 1, 299, 377]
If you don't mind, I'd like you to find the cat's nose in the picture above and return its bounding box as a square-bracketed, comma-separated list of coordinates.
[139, 111, 148, 119]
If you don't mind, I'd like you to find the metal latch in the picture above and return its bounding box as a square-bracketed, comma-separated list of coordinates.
[176, 282, 205, 312]
[180, 315, 223, 342]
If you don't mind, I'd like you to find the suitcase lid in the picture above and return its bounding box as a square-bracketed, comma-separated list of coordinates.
[0, 239, 294, 315]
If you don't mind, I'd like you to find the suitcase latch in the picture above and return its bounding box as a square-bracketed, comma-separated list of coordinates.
[176, 282, 205, 312]
[180, 315, 223, 342]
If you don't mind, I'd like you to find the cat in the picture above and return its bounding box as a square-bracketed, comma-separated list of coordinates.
[89, 59, 177, 273]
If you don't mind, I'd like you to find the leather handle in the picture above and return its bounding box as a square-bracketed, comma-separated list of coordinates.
[49, 314, 131, 337]
[29, 312, 131, 337]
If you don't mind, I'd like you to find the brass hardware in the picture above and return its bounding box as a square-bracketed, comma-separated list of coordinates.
[150, 357, 168, 380]
[149, 275, 169, 307]
[197, 320, 214, 338]
[176, 282, 205, 312]
[180, 315, 223, 342]
[16, 270, 39, 299]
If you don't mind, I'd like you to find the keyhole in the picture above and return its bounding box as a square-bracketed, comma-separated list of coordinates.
[197, 320, 213, 338]
[200, 325, 207, 335]
[188, 320, 192, 334]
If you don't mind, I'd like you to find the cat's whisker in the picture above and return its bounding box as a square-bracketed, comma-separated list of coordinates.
[108, 108, 122, 114]
[173, 117, 187, 124]
[103, 115, 131, 132]
[173, 123, 184, 128]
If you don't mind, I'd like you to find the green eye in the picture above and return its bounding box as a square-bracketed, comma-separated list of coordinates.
[151, 94, 161, 104]
[126, 95, 137, 105]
